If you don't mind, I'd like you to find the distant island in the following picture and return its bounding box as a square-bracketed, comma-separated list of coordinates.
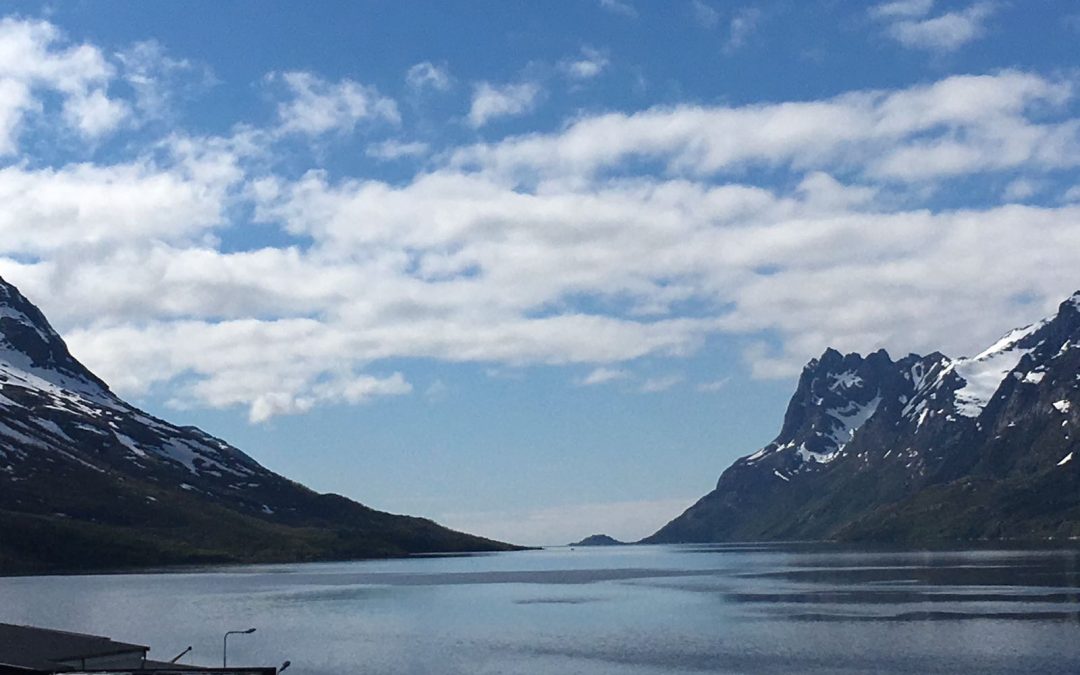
[570, 534, 625, 546]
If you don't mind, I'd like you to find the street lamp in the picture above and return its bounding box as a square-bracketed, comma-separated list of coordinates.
[223, 628, 256, 667]
[169, 646, 192, 664]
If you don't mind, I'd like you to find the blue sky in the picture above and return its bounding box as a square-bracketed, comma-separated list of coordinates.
[0, 0, 1078, 545]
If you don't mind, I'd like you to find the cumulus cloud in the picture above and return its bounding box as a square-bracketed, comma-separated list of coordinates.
[0, 157, 237, 253]
[1002, 178, 1042, 201]
[116, 40, 215, 122]
[560, 47, 609, 80]
[366, 139, 430, 161]
[270, 70, 399, 136]
[63, 88, 130, 138]
[1, 18, 1079, 425]
[870, 0, 935, 20]
[873, 1, 998, 52]
[452, 71, 1077, 182]
[406, 61, 452, 93]
[0, 17, 132, 152]
[598, 0, 638, 19]
[467, 81, 542, 128]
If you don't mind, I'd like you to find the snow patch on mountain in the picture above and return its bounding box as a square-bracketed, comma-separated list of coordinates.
[951, 321, 1045, 417]
[1023, 371, 1046, 384]
[907, 362, 924, 388]
[829, 371, 863, 391]
[0, 346, 117, 408]
[114, 431, 148, 458]
[826, 394, 881, 448]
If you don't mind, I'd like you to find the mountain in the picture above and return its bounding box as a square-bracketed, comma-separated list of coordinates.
[0, 277, 518, 574]
[646, 292, 1080, 544]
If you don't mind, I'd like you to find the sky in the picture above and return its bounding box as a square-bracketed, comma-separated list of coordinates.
[0, 0, 1078, 546]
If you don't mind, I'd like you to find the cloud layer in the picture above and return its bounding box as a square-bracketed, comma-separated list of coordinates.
[0, 17, 1078, 424]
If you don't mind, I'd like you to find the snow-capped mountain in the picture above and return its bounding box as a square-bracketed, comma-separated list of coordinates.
[647, 292, 1080, 543]
[0, 277, 513, 573]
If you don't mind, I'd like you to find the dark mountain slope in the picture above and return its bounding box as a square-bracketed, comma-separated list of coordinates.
[646, 293, 1080, 544]
[0, 277, 517, 574]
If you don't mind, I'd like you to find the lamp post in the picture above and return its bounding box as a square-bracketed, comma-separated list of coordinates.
[223, 628, 256, 667]
[169, 646, 192, 664]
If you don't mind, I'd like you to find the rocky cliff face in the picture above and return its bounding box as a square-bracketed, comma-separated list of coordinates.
[0, 277, 515, 573]
[646, 293, 1080, 544]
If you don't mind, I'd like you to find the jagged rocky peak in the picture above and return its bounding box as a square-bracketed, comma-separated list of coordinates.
[1022, 291, 1080, 353]
[0, 275, 112, 399]
[1065, 290, 1080, 312]
[744, 348, 919, 470]
[648, 289, 1080, 545]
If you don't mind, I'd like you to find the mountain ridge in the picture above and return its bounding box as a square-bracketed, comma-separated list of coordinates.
[0, 276, 519, 574]
[646, 292, 1080, 544]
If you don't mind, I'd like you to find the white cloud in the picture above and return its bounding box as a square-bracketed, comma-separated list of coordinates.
[726, 7, 763, 52]
[406, 61, 452, 92]
[116, 40, 215, 122]
[366, 139, 430, 161]
[1, 52, 1079, 425]
[62, 88, 130, 138]
[0, 17, 131, 151]
[560, 47, 609, 80]
[639, 375, 683, 393]
[239, 151, 1080, 388]
[870, 0, 934, 20]
[875, 1, 998, 52]
[598, 0, 637, 19]
[691, 0, 721, 29]
[271, 71, 399, 137]
[579, 367, 630, 386]
[245, 373, 411, 423]
[467, 81, 542, 128]
[453, 71, 1076, 182]
[63, 315, 413, 423]
[1003, 178, 1042, 201]
[690, 2, 762, 50]
[0, 78, 36, 155]
[697, 377, 730, 392]
[0, 157, 236, 253]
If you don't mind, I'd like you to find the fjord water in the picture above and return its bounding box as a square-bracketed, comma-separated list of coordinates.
[3, 545, 1080, 674]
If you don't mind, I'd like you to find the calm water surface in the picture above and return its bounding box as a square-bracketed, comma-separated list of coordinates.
[3, 544, 1080, 674]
